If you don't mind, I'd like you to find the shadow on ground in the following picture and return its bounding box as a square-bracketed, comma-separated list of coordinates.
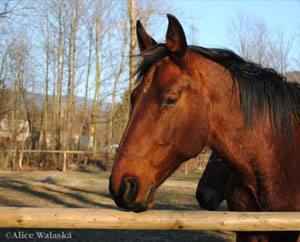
[0, 171, 234, 242]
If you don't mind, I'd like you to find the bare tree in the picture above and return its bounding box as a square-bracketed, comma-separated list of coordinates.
[106, 6, 129, 154]
[7, 31, 31, 151]
[0, 0, 179, 161]
[128, 0, 136, 97]
[35, 2, 52, 150]
[107, 0, 178, 150]
[66, 0, 82, 150]
[269, 26, 293, 74]
[54, 0, 65, 150]
[228, 12, 294, 74]
[86, 0, 112, 152]
[0, 43, 11, 117]
[227, 12, 271, 66]
[295, 24, 300, 70]
[251, 17, 271, 66]
[0, 0, 26, 19]
[228, 12, 253, 60]
[188, 24, 200, 46]
[41, 10, 50, 150]
[76, 24, 92, 151]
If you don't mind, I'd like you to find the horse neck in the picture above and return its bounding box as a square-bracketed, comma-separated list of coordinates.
[201, 64, 300, 210]
[197, 61, 265, 203]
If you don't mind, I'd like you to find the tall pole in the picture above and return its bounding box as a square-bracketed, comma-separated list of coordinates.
[127, 0, 136, 119]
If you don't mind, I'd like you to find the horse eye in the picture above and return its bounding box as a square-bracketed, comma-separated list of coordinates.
[163, 98, 178, 107]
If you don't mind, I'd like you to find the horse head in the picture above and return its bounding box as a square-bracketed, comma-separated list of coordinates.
[109, 15, 212, 212]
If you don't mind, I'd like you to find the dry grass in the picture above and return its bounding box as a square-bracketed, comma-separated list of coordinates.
[0, 169, 234, 242]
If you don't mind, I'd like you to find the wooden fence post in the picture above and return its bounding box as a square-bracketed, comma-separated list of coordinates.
[18, 151, 23, 171]
[63, 151, 67, 172]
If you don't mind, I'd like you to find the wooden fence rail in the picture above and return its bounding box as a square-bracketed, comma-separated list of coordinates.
[0, 208, 300, 231]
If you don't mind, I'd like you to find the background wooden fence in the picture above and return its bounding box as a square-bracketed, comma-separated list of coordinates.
[4, 150, 211, 172]
[5, 150, 112, 172]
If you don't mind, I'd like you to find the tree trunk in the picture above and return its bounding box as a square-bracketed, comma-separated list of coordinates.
[55, 0, 63, 151]
[107, 33, 128, 154]
[77, 37, 92, 151]
[68, 5, 78, 150]
[127, 0, 137, 120]
[42, 13, 50, 150]
[87, 7, 102, 151]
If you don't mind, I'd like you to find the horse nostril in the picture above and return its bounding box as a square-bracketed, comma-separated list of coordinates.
[120, 177, 139, 204]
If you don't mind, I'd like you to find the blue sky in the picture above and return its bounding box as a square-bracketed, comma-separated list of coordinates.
[147, 0, 300, 71]
[173, 0, 300, 47]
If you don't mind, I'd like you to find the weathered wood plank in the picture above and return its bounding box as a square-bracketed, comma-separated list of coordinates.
[0, 208, 299, 231]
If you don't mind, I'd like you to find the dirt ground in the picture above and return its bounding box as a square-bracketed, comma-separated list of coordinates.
[0, 168, 235, 242]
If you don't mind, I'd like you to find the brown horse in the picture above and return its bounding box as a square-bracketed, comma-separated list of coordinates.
[196, 151, 259, 212]
[196, 152, 232, 211]
[109, 14, 300, 240]
[196, 152, 270, 242]
[196, 154, 300, 241]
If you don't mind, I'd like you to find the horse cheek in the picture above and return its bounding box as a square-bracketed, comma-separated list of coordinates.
[155, 109, 179, 146]
[180, 104, 209, 158]
[158, 121, 177, 146]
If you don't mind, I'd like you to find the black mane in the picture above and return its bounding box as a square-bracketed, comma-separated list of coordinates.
[136, 44, 300, 138]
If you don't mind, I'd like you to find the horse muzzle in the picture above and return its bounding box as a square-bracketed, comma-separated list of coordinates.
[196, 186, 220, 211]
[109, 176, 154, 212]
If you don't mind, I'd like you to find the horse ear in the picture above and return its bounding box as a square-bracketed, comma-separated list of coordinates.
[136, 20, 157, 52]
[166, 14, 187, 57]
